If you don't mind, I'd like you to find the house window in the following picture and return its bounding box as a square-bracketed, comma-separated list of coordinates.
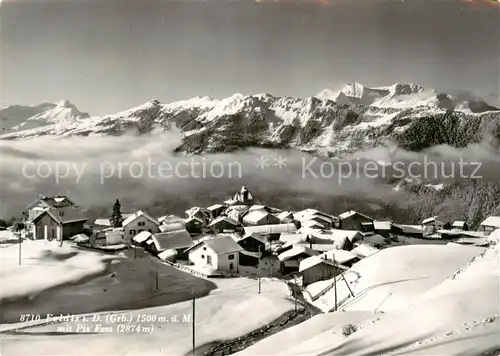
[207, 255, 212, 265]
[229, 263, 234, 270]
[130, 229, 136, 235]
[138, 222, 145, 226]
[201, 255, 205, 258]
[228, 254, 234, 260]
[138, 229, 144, 233]
[203, 247, 207, 251]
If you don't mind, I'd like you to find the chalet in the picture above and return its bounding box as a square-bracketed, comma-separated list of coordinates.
[478, 216, 500, 236]
[372, 221, 404, 239]
[225, 205, 250, 222]
[421, 216, 445, 237]
[150, 230, 193, 258]
[31, 209, 87, 240]
[187, 236, 243, 273]
[398, 224, 424, 238]
[243, 223, 297, 240]
[185, 207, 209, 224]
[206, 204, 225, 220]
[302, 229, 362, 247]
[236, 234, 267, 253]
[242, 210, 280, 226]
[362, 233, 389, 248]
[323, 249, 361, 268]
[209, 216, 240, 233]
[232, 185, 254, 205]
[296, 212, 334, 229]
[277, 245, 320, 274]
[299, 256, 345, 287]
[451, 221, 469, 231]
[122, 211, 160, 243]
[338, 210, 373, 231]
[27, 195, 78, 223]
[185, 216, 205, 234]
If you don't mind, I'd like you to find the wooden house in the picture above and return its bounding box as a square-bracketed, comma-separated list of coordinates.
[338, 210, 373, 231]
[478, 216, 500, 236]
[208, 216, 240, 233]
[186, 236, 243, 273]
[122, 211, 160, 243]
[242, 210, 280, 226]
[30, 209, 87, 240]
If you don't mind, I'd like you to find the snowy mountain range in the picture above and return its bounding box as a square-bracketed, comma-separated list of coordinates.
[1, 83, 499, 157]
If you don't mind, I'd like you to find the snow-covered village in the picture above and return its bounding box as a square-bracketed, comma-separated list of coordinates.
[2, 0, 500, 355]
[1, 183, 500, 355]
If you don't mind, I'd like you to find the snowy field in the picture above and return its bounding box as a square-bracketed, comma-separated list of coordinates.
[237, 242, 500, 355]
[307, 243, 486, 312]
[1, 235, 218, 324]
[0, 277, 294, 356]
[0, 232, 295, 355]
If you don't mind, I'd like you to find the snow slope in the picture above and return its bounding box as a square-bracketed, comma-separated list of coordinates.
[235, 242, 500, 356]
[0, 277, 294, 356]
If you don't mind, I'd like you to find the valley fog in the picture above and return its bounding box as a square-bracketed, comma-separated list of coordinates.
[1, 132, 499, 220]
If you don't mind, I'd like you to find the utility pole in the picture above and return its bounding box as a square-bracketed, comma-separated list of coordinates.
[258, 276, 261, 294]
[155, 261, 159, 291]
[333, 273, 338, 311]
[294, 274, 298, 312]
[192, 290, 196, 356]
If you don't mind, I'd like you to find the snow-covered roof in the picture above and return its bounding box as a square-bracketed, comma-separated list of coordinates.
[299, 255, 337, 272]
[301, 220, 326, 229]
[203, 236, 243, 255]
[480, 216, 500, 228]
[323, 249, 359, 265]
[243, 223, 297, 236]
[133, 230, 152, 243]
[398, 224, 423, 234]
[308, 229, 362, 242]
[249, 205, 268, 211]
[122, 210, 158, 227]
[151, 230, 193, 252]
[209, 216, 239, 227]
[243, 210, 270, 224]
[132, 231, 152, 243]
[277, 211, 294, 221]
[158, 249, 177, 261]
[338, 210, 372, 221]
[279, 233, 308, 244]
[158, 215, 185, 224]
[94, 218, 111, 227]
[373, 221, 392, 231]
[238, 233, 268, 245]
[277, 245, 319, 262]
[422, 216, 444, 225]
[351, 243, 379, 258]
[207, 204, 224, 211]
[452, 221, 466, 228]
[160, 222, 186, 233]
[185, 207, 207, 218]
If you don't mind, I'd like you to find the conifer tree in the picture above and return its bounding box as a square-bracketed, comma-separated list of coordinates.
[110, 199, 123, 228]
